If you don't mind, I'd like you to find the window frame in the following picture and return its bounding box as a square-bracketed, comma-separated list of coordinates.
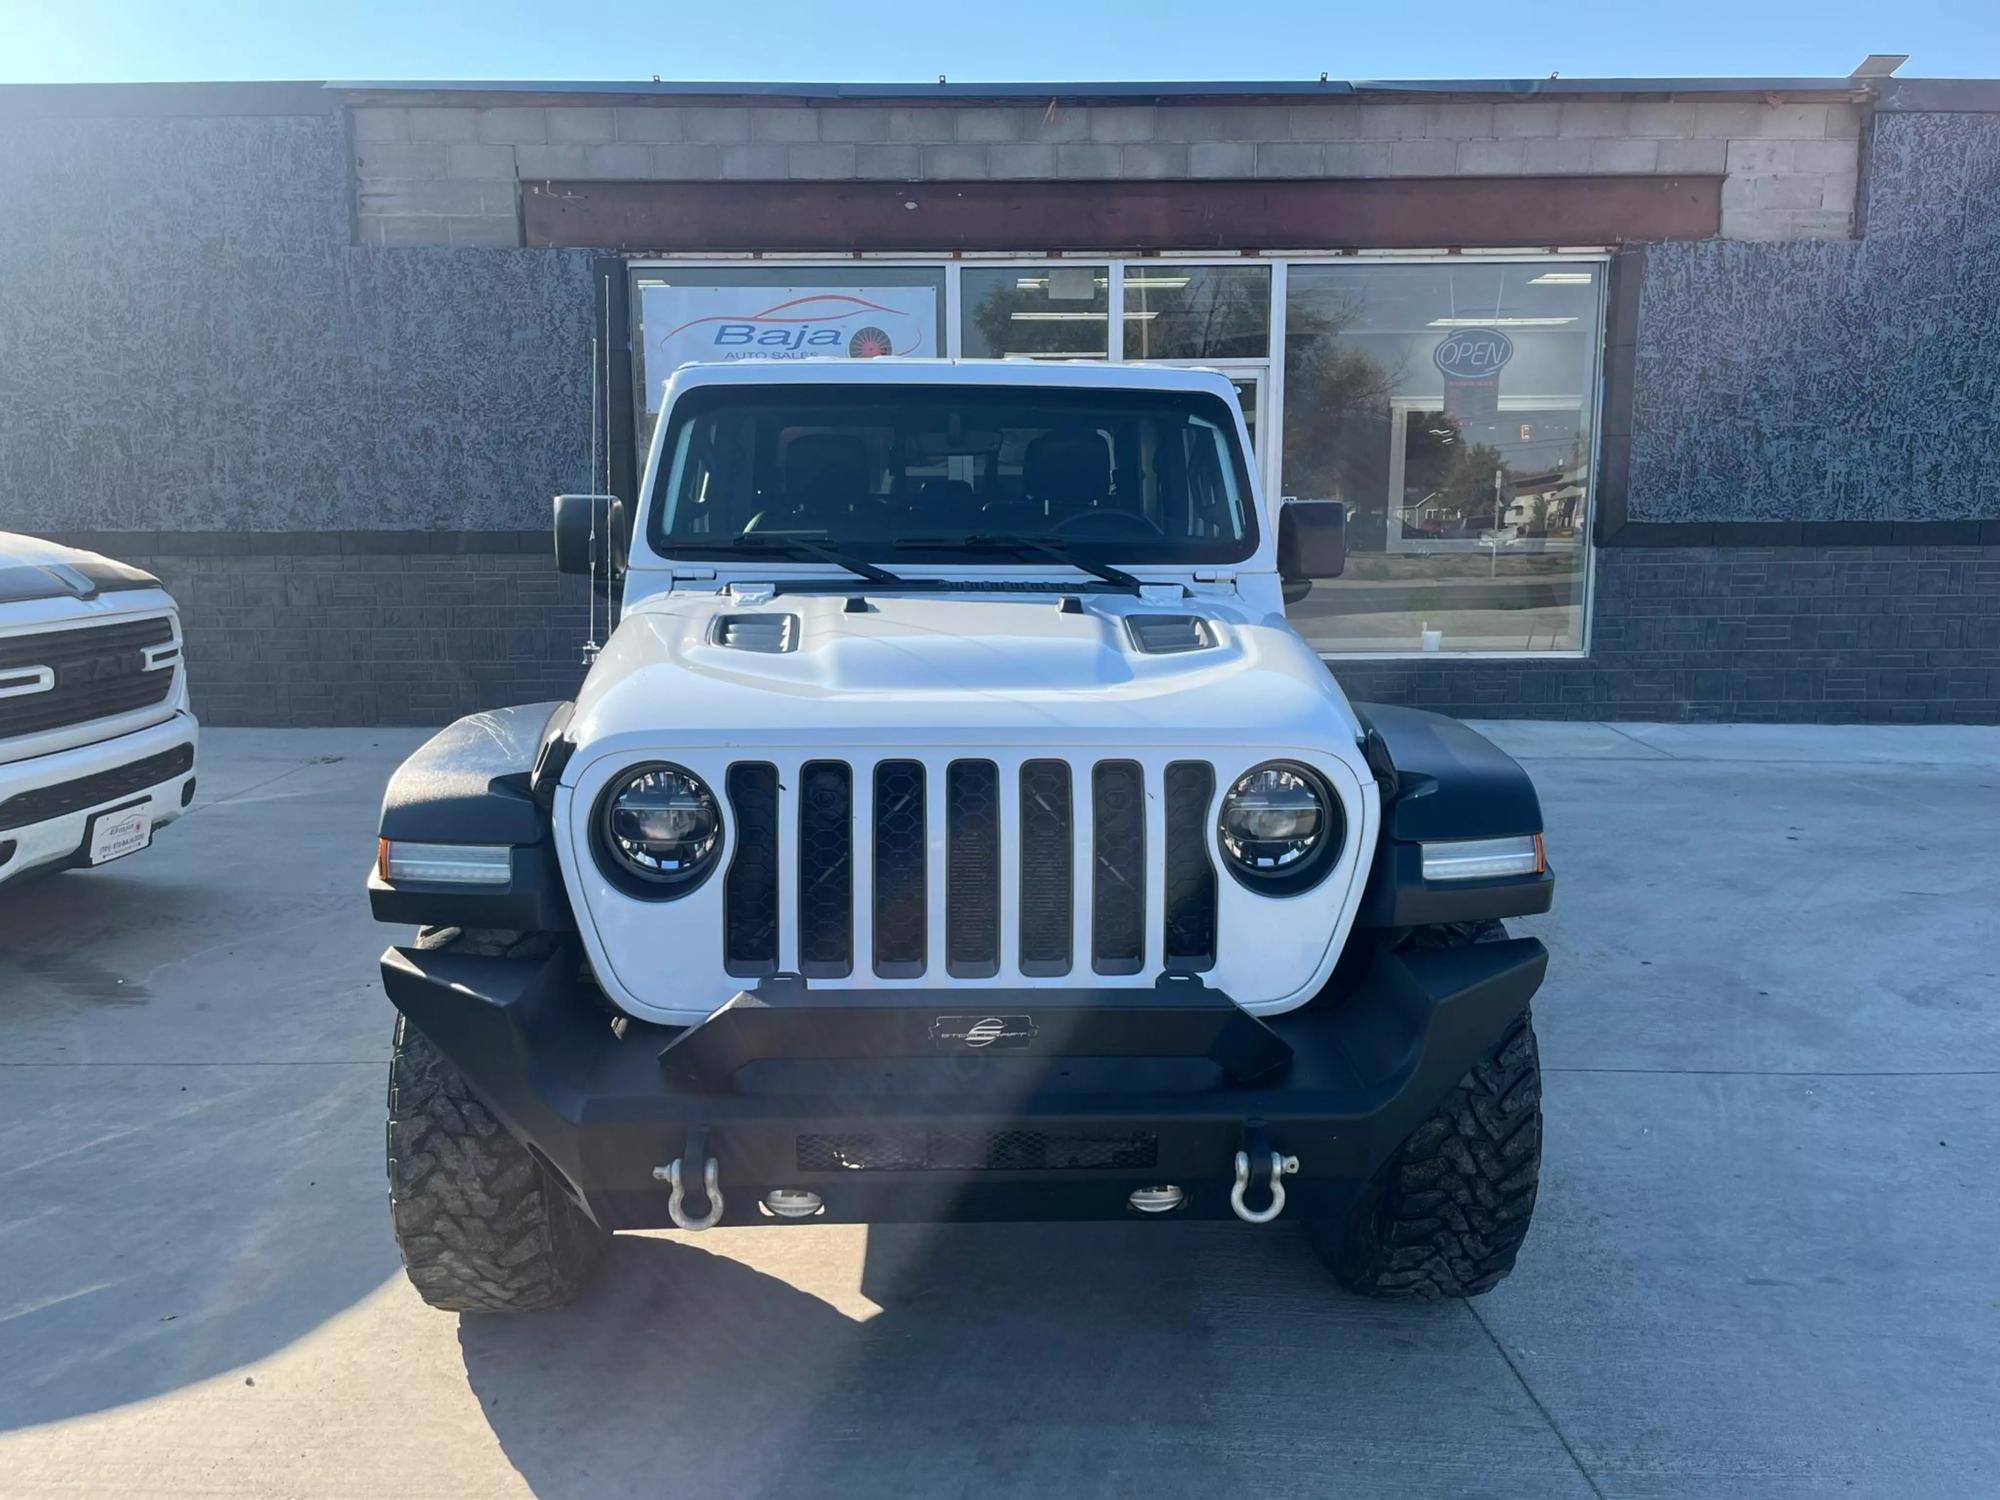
[625, 251, 1609, 660]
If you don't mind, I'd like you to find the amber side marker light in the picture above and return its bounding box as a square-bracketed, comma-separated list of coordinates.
[376, 838, 511, 885]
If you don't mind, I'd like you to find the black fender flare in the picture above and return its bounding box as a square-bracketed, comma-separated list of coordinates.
[368, 702, 577, 930]
[1352, 704, 1554, 928]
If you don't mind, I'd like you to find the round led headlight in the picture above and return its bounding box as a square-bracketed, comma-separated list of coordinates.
[593, 763, 723, 897]
[1217, 761, 1343, 894]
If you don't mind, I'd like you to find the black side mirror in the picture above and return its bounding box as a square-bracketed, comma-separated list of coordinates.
[1278, 499, 1345, 599]
[554, 493, 627, 587]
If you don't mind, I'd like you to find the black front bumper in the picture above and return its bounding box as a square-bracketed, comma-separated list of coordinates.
[381, 938, 1546, 1229]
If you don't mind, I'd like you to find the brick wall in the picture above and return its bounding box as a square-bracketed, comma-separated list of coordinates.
[349, 95, 1864, 248]
[1334, 545, 2000, 723]
[63, 536, 599, 726]
[40, 536, 1998, 727]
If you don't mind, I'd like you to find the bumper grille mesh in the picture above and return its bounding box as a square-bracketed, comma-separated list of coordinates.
[872, 760, 927, 977]
[1163, 761, 1218, 971]
[0, 742, 193, 832]
[1091, 761, 1146, 975]
[722, 763, 779, 977]
[1018, 760, 1074, 977]
[945, 760, 1000, 978]
[797, 761, 853, 977]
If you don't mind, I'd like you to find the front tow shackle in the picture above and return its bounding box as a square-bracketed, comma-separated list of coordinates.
[1229, 1148, 1300, 1224]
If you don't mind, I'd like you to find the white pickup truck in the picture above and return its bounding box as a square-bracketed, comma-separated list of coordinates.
[0, 533, 198, 888]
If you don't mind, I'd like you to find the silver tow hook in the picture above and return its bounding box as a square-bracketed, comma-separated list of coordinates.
[654, 1127, 725, 1230]
[1229, 1150, 1299, 1224]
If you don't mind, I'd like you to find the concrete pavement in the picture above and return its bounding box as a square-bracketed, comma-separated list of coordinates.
[2, 723, 1996, 1497]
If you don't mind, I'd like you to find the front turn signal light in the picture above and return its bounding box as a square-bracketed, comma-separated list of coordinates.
[377, 838, 511, 885]
[1420, 833, 1545, 882]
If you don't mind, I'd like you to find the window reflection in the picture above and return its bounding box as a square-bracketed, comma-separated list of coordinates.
[1281, 263, 1600, 654]
[961, 266, 1109, 358]
[1124, 265, 1270, 360]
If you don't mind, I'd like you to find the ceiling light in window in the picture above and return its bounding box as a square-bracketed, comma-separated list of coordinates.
[1122, 275, 1192, 289]
[1427, 316, 1579, 328]
[1528, 271, 1596, 285]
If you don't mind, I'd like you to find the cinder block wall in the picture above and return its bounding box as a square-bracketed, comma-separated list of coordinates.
[5, 82, 1998, 726]
[349, 95, 1865, 249]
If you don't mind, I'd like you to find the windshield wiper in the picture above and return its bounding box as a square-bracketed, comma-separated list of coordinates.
[722, 534, 905, 586]
[894, 534, 1143, 594]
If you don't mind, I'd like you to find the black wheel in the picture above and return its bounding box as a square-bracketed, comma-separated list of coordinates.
[1309, 924, 1542, 1300]
[386, 929, 609, 1313]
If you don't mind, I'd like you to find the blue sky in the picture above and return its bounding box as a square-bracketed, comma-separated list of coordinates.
[3, 0, 1996, 84]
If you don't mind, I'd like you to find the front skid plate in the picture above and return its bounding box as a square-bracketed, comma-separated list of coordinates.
[379, 938, 1546, 1229]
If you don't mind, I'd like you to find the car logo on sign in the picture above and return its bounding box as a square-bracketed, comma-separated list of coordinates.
[931, 1014, 1037, 1052]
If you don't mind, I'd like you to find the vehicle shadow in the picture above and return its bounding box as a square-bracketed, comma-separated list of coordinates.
[459, 1221, 1530, 1500]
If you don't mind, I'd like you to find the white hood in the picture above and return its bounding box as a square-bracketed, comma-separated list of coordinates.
[568, 590, 1363, 757]
[0, 531, 166, 605]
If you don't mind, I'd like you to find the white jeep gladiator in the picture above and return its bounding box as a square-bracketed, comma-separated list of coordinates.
[369, 361, 1553, 1312]
[0, 533, 197, 888]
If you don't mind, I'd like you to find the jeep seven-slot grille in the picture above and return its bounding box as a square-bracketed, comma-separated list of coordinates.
[724, 758, 1219, 981]
[0, 617, 176, 741]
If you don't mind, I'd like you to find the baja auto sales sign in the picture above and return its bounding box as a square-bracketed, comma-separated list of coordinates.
[641, 285, 938, 408]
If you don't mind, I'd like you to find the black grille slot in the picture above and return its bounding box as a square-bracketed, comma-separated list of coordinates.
[0, 617, 175, 741]
[946, 760, 1001, 978]
[1018, 760, 1073, 976]
[0, 742, 193, 832]
[1163, 761, 1218, 971]
[797, 1129, 1158, 1173]
[797, 761, 853, 978]
[872, 760, 927, 977]
[1091, 760, 1146, 975]
[722, 763, 779, 977]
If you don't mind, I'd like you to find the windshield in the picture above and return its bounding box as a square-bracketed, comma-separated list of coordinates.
[648, 383, 1256, 566]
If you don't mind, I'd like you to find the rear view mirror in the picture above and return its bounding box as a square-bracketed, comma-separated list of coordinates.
[554, 493, 627, 586]
[1278, 500, 1346, 600]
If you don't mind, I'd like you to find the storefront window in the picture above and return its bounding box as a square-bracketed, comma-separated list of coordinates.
[1280, 263, 1600, 654]
[629, 266, 945, 451]
[1124, 265, 1270, 360]
[961, 265, 1109, 358]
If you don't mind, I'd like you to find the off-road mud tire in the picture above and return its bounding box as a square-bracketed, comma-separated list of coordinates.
[1310, 922, 1542, 1299]
[386, 928, 609, 1312]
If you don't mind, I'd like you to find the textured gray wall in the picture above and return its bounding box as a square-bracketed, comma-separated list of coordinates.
[1628, 111, 2000, 524]
[0, 113, 593, 532]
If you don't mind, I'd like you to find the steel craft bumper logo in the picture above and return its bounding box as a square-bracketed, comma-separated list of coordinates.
[930, 1014, 1038, 1052]
[660, 294, 914, 359]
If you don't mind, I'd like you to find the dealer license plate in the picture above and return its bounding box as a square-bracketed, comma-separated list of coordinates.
[87, 802, 153, 865]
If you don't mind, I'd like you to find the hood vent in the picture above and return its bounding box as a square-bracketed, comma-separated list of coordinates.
[711, 613, 799, 654]
[1125, 614, 1216, 655]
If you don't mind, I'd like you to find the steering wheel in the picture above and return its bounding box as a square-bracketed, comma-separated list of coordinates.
[1049, 508, 1163, 540]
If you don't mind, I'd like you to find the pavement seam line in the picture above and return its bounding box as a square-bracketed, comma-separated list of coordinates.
[177, 755, 326, 821]
[0, 1059, 386, 1067]
[1602, 723, 1678, 759]
[1462, 1298, 1609, 1500]
[1545, 1066, 2000, 1078]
